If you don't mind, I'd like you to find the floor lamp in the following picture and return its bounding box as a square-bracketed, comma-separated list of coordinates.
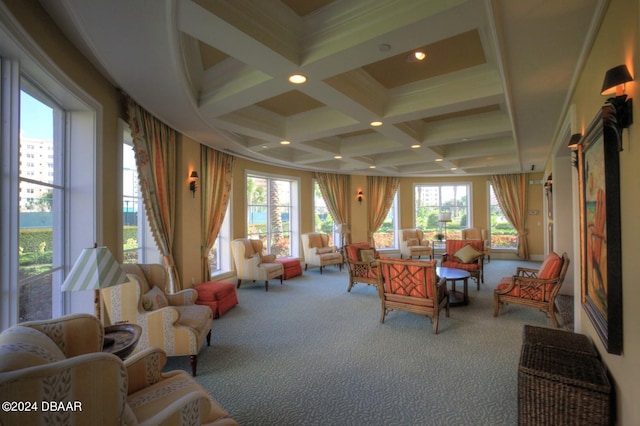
[438, 212, 452, 240]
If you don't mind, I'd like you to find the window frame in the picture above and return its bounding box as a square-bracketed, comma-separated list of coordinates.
[487, 182, 518, 251]
[413, 183, 472, 240]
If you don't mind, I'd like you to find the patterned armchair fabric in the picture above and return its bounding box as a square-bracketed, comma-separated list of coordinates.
[344, 242, 379, 292]
[376, 258, 449, 334]
[399, 228, 433, 259]
[101, 264, 213, 376]
[0, 314, 238, 426]
[301, 232, 343, 274]
[441, 239, 485, 288]
[231, 238, 284, 291]
[460, 227, 491, 262]
[493, 252, 569, 327]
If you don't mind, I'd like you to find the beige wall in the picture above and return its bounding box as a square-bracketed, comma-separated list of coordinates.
[567, 0, 640, 423]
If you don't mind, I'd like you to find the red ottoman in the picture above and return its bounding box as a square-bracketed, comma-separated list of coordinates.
[275, 257, 302, 280]
[194, 281, 238, 318]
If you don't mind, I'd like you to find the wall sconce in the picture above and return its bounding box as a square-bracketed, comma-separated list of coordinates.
[357, 190, 364, 205]
[567, 133, 581, 168]
[601, 64, 634, 129]
[189, 171, 198, 198]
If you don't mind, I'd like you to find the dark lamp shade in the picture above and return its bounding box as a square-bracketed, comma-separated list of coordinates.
[190, 171, 198, 179]
[601, 64, 634, 96]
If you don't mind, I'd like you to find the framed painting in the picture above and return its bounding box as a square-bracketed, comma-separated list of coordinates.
[577, 105, 623, 355]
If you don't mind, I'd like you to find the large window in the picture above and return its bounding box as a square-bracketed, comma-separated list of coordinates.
[247, 173, 299, 257]
[17, 86, 64, 322]
[313, 181, 336, 246]
[373, 192, 398, 249]
[414, 184, 470, 240]
[488, 184, 518, 249]
[122, 132, 148, 264]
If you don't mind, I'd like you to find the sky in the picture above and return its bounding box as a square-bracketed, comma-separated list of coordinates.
[20, 91, 53, 140]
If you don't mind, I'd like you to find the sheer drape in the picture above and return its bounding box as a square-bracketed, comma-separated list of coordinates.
[490, 173, 530, 259]
[314, 173, 350, 238]
[127, 97, 181, 291]
[200, 146, 234, 282]
[367, 176, 400, 244]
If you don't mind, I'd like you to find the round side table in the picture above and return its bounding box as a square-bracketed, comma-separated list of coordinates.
[103, 323, 142, 360]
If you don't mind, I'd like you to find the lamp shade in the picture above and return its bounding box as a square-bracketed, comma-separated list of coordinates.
[438, 212, 451, 222]
[337, 223, 351, 234]
[601, 64, 634, 96]
[62, 246, 129, 292]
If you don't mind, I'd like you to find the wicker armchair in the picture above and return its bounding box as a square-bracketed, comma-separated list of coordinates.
[344, 242, 379, 292]
[493, 252, 570, 327]
[376, 258, 449, 334]
[460, 227, 491, 262]
[440, 239, 485, 288]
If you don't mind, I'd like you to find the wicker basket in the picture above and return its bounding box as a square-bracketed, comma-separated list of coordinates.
[522, 325, 599, 357]
[518, 344, 611, 425]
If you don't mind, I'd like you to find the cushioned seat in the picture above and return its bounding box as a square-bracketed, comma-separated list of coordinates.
[101, 263, 213, 376]
[195, 281, 239, 318]
[494, 252, 570, 327]
[440, 239, 485, 288]
[301, 232, 343, 274]
[399, 228, 433, 259]
[231, 238, 284, 291]
[275, 257, 303, 279]
[0, 314, 237, 426]
[344, 242, 379, 292]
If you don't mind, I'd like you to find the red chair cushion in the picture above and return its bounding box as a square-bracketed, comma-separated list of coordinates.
[538, 252, 562, 279]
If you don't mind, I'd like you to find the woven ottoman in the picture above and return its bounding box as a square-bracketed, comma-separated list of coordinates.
[275, 257, 303, 280]
[195, 281, 238, 318]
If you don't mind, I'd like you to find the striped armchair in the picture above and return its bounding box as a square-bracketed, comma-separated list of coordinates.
[231, 238, 284, 291]
[101, 264, 213, 376]
[0, 314, 237, 426]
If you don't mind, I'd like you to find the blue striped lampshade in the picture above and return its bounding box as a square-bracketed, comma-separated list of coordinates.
[61, 246, 129, 292]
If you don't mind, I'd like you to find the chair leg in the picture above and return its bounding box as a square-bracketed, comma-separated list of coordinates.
[236, 279, 242, 289]
[206, 329, 212, 346]
[265, 280, 269, 291]
[549, 303, 560, 328]
[320, 266, 323, 274]
[189, 355, 198, 376]
[493, 293, 501, 317]
[432, 315, 439, 334]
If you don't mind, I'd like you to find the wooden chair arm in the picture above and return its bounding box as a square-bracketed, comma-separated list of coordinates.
[515, 267, 539, 277]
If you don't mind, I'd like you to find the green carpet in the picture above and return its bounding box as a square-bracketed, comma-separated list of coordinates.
[165, 259, 573, 425]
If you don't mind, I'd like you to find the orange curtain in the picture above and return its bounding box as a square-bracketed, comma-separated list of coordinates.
[367, 176, 400, 244]
[200, 146, 234, 282]
[490, 173, 530, 259]
[127, 97, 181, 291]
[315, 172, 349, 237]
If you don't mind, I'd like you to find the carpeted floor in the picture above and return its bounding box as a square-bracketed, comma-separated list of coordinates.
[165, 259, 574, 425]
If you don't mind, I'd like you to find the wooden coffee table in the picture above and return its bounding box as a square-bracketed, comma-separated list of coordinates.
[437, 267, 471, 306]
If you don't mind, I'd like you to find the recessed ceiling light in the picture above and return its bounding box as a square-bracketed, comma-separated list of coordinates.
[435, 158, 443, 162]
[411, 143, 421, 149]
[451, 167, 457, 171]
[280, 140, 291, 145]
[369, 165, 376, 169]
[334, 155, 342, 159]
[378, 43, 391, 52]
[288, 74, 307, 84]
[413, 50, 426, 61]
[370, 121, 383, 127]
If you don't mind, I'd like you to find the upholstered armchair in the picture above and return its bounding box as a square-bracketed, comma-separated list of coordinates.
[399, 228, 433, 259]
[441, 239, 485, 288]
[301, 232, 343, 274]
[101, 263, 213, 376]
[344, 242, 379, 292]
[494, 252, 570, 327]
[376, 258, 449, 334]
[0, 314, 237, 426]
[231, 238, 284, 291]
[460, 227, 491, 262]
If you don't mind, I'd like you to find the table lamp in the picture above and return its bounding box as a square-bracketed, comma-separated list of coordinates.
[438, 212, 452, 240]
[62, 245, 130, 345]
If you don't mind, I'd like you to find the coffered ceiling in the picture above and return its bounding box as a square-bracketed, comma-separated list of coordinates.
[40, 0, 605, 176]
